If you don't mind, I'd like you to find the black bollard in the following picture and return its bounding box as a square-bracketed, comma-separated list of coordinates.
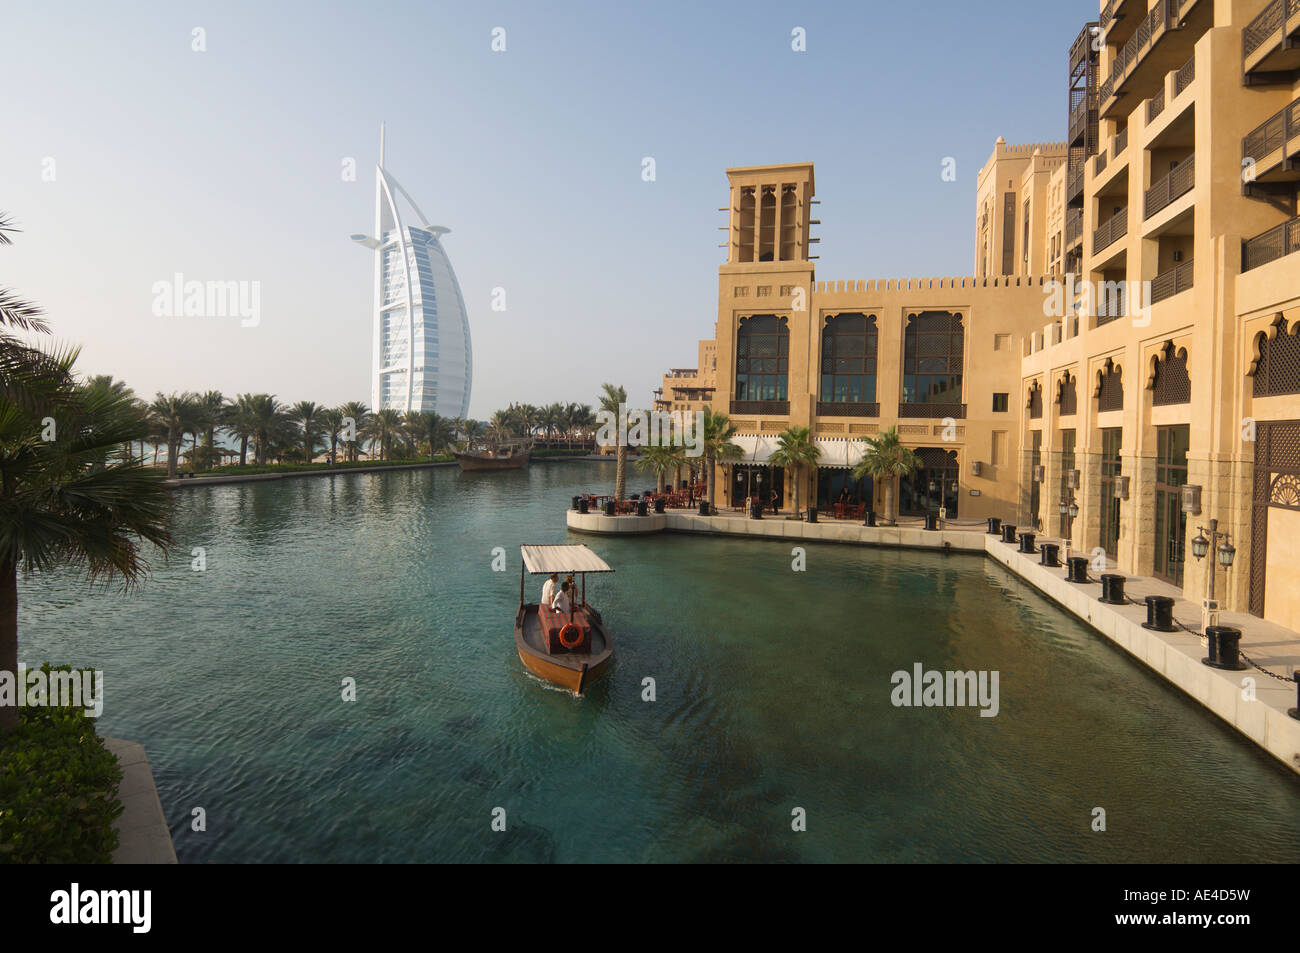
[1040, 542, 1060, 567]
[925, 513, 939, 531]
[654, 497, 665, 514]
[1141, 595, 1178, 632]
[1001, 524, 1018, 544]
[579, 499, 589, 514]
[698, 500, 710, 516]
[637, 498, 648, 517]
[807, 506, 818, 524]
[864, 509, 876, 527]
[1098, 573, 1127, 605]
[1289, 673, 1300, 721]
[1018, 531, 1037, 554]
[1203, 625, 1248, 671]
[987, 516, 1002, 536]
[750, 502, 763, 520]
[604, 500, 616, 517]
[1066, 556, 1090, 583]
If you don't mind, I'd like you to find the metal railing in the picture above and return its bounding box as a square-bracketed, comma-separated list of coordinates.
[1243, 0, 1299, 61]
[1095, 150, 1109, 176]
[1174, 55, 1195, 96]
[1148, 87, 1166, 122]
[730, 400, 789, 416]
[1114, 128, 1128, 156]
[1093, 208, 1129, 255]
[1100, 0, 1117, 32]
[816, 401, 879, 418]
[1243, 215, 1300, 271]
[1144, 154, 1194, 218]
[1067, 163, 1086, 201]
[1069, 98, 1095, 144]
[1242, 95, 1300, 164]
[1106, 0, 1179, 102]
[897, 402, 966, 420]
[1066, 208, 1084, 245]
[1151, 259, 1193, 303]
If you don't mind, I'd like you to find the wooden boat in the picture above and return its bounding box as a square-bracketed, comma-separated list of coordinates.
[514, 544, 615, 694]
[454, 438, 532, 471]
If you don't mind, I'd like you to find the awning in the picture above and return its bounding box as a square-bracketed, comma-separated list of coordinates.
[730, 434, 778, 464]
[814, 436, 866, 470]
[520, 545, 614, 575]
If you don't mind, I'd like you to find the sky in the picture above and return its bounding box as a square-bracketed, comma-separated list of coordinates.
[2, 0, 1096, 420]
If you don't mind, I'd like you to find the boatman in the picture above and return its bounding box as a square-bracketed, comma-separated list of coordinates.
[551, 580, 572, 616]
[541, 573, 558, 607]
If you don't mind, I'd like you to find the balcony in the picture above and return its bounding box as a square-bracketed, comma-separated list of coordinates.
[1151, 259, 1193, 303]
[1095, 150, 1109, 176]
[816, 401, 879, 418]
[1114, 128, 1128, 157]
[1065, 208, 1084, 246]
[1148, 88, 1166, 123]
[1069, 97, 1097, 146]
[1067, 163, 1086, 204]
[1102, 0, 1145, 46]
[730, 400, 788, 416]
[1243, 215, 1300, 271]
[1100, 0, 1210, 119]
[897, 402, 966, 420]
[1173, 54, 1195, 96]
[1144, 154, 1194, 219]
[1093, 207, 1129, 255]
[1242, 96, 1300, 194]
[1243, 0, 1300, 85]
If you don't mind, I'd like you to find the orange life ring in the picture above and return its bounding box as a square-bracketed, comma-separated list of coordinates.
[558, 623, 583, 649]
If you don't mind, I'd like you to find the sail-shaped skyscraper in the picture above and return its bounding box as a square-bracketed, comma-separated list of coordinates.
[351, 125, 472, 417]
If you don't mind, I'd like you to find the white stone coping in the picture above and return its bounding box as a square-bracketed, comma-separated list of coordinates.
[565, 511, 668, 534]
[102, 737, 177, 864]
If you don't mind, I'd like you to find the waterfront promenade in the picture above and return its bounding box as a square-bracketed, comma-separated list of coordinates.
[567, 507, 1300, 776]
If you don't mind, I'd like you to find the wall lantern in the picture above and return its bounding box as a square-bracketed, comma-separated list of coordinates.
[972, 461, 983, 477]
[1058, 500, 1068, 517]
[1067, 469, 1081, 489]
[1115, 475, 1130, 500]
[1181, 484, 1202, 515]
[1033, 465, 1046, 483]
[1068, 501, 1079, 519]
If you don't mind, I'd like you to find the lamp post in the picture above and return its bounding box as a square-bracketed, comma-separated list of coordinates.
[1191, 517, 1235, 632]
[1058, 492, 1079, 558]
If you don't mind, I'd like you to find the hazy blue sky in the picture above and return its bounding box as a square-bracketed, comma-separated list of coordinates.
[3, 0, 1094, 419]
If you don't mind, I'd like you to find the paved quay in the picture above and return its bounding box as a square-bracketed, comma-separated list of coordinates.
[566, 507, 1300, 775]
[103, 737, 176, 864]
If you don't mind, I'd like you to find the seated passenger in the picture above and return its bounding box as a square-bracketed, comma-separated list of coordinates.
[541, 573, 558, 607]
[551, 580, 572, 615]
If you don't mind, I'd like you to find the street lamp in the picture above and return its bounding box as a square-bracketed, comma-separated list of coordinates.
[1191, 518, 1235, 631]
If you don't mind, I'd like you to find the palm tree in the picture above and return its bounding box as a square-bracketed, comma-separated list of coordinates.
[635, 443, 685, 494]
[188, 390, 225, 471]
[149, 392, 198, 478]
[0, 240, 173, 733]
[598, 383, 629, 499]
[852, 426, 919, 525]
[770, 425, 821, 518]
[488, 410, 514, 444]
[320, 408, 344, 465]
[290, 400, 325, 464]
[338, 401, 370, 462]
[407, 412, 451, 460]
[365, 408, 403, 460]
[699, 406, 742, 514]
[245, 394, 286, 466]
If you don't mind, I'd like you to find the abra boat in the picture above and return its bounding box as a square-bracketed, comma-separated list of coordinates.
[514, 544, 614, 694]
[453, 438, 532, 471]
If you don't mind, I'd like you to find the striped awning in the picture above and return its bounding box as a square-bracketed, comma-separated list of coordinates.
[814, 436, 866, 470]
[730, 434, 779, 464]
[520, 545, 614, 575]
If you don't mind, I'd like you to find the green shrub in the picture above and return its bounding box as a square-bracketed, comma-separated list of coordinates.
[0, 667, 122, 864]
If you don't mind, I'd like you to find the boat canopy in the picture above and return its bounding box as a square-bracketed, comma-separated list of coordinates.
[520, 544, 614, 575]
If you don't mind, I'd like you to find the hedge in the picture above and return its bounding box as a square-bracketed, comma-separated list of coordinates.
[0, 667, 123, 864]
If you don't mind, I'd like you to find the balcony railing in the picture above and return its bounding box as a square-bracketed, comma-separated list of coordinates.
[1066, 208, 1084, 245]
[1244, 0, 1300, 61]
[1067, 163, 1086, 202]
[1070, 98, 1096, 145]
[1101, 0, 1117, 32]
[1174, 55, 1195, 95]
[1104, 0, 1190, 108]
[1243, 215, 1300, 271]
[816, 401, 879, 418]
[1148, 87, 1166, 122]
[898, 402, 966, 420]
[1151, 259, 1194, 303]
[1093, 208, 1128, 255]
[1114, 128, 1129, 156]
[1144, 154, 1195, 218]
[1095, 150, 1109, 176]
[1242, 96, 1300, 169]
[730, 400, 788, 416]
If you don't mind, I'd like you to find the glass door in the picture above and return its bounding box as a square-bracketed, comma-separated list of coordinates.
[1099, 428, 1122, 558]
[1153, 425, 1189, 586]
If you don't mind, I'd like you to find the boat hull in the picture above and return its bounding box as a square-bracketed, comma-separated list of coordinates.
[454, 450, 530, 471]
[514, 604, 612, 694]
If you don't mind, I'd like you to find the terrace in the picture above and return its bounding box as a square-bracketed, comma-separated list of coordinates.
[1243, 0, 1300, 85]
[1099, 0, 1210, 120]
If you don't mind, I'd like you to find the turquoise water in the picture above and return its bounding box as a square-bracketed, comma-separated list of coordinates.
[17, 462, 1300, 863]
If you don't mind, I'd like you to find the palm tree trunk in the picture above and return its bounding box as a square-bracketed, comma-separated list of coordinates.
[792, 465, 799, 517]
[657, 471, 665, 494]
[885, 478, 897, 525]
[0, 558, 18, 735]
[615, 446, 627, 500]
[167, 431, 179, 479]
[239, 436, 248, 467]
[705, 451, 716, 514]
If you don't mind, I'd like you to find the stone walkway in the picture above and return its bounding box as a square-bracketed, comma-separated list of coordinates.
[103, 737, 176, 864]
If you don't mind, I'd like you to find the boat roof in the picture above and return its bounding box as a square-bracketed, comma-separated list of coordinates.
[520, 544, 614, 575]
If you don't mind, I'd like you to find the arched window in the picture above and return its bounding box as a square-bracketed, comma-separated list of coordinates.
[1149, 341, 1191, 406]
[1056, 371, 1078, 416]
[735, 315, 788, 403]
[1250, 318, 1300, 397]
[902, 311, 965, 415]
[1027, 380, 1043, 419]
[818, 314, 878, 414]
[1096, 359, 1124, 412]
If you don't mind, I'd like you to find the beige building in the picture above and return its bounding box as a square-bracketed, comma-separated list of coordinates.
[682, 0, 1300, 634]
[653, 335, 717, 418]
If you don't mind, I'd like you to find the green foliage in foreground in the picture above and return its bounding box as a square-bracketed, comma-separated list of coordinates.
[0, 668, 123, 864]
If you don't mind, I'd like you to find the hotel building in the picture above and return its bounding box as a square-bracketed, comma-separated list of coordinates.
[352, 126, 473, 418]
[690, 0, 1300, 633]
